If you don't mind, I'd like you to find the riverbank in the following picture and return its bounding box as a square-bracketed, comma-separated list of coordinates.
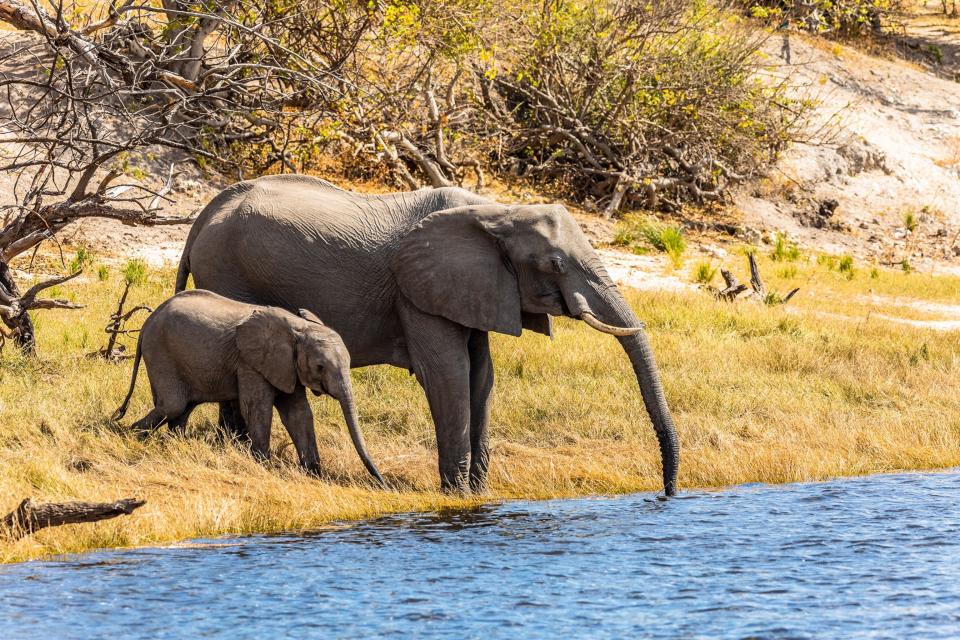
[1, 256, 958, 562]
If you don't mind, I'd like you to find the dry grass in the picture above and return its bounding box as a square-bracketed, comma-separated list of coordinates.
[1, 257, 959, 562]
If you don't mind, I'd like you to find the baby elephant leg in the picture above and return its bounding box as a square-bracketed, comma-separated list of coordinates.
[237, 365, 276, 462]
[131, 408, 167, 436]
[274, 388, 320, 475]
[167, 403, 197, 436]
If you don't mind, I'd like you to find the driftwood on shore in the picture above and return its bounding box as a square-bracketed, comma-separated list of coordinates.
[2, 497, 146, 541]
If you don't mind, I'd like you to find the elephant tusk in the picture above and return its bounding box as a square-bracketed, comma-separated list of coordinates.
[580, 312, 644, 336]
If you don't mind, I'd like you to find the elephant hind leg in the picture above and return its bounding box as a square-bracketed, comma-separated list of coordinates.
[217, 400, 249, 443]
[468, 330, 493, 494]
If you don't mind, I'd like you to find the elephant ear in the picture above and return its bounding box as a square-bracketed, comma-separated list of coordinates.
[236, 308, 298, 394]
[391, 205, 523, 336]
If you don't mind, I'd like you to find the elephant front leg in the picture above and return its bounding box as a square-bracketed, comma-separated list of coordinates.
[468, 330, 494, 494]
[399, 299, 472, 494]
[275, 386, 321, 475]
[427, 376, 471, 494]
[237, 366, 277, 462]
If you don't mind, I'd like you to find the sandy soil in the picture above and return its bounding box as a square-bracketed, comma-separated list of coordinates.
[733, 21, 960, 274]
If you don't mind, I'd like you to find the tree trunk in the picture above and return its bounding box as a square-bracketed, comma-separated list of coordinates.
[0, 259, 36, 354]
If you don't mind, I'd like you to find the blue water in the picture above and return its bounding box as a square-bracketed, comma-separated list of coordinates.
[2, 470, 959, 639]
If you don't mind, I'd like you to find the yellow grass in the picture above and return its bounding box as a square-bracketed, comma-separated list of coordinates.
[1, 257, 959, 563]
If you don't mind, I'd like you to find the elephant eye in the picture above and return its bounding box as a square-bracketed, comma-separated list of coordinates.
[550, 255, 566, 274]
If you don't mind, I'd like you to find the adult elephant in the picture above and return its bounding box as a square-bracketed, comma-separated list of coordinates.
[176, 175, 680, 495]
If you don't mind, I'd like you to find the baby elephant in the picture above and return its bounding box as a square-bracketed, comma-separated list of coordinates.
[113, 289, 383, 485]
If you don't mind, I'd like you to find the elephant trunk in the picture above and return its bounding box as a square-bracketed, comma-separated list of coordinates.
[339, 394, 386, 488]
[570, 283, 680, 496]
[617, 329, 680, 496]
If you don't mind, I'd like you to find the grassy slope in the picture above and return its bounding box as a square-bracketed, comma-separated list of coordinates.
[0, 255, 958, 562]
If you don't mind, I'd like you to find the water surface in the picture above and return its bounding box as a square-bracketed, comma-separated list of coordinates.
[2, 470, 959, 638]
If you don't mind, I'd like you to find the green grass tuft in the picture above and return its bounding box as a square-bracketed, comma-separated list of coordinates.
[694, 262, 717, 284]
[771, 232, 801, 262]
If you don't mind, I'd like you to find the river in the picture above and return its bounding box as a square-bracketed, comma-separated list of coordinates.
[1, 469, 958, 638]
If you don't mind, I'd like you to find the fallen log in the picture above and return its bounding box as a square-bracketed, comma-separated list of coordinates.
[2, 497, 146, 541]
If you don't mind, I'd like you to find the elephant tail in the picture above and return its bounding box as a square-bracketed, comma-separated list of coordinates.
[175, 248, 191, 293]
[112, 335, 143, 421]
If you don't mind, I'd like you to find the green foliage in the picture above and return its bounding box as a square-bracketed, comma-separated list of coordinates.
[694, 262, 718, 284]
[740, 0, 903, 37]
[97, 265, 110, 282]
[816, 254, 838, 271]
[778, 265, 798, 279]
[68, 246, 93, 275]
[771, 232, 801, 262]
[869, 267, 880, 279]
[838, 254, 855, 279]
[615, 216, 686, 267]
[122, 259, 148, 287]
[901, 259, 912, 274]
[468, 1, 808, 209]
[904, 211, 918, 233]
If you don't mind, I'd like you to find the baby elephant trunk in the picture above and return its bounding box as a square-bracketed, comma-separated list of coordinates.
[339, 393, 386, 488]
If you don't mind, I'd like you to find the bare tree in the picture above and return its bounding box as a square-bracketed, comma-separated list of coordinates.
[0, 0, 354, 352]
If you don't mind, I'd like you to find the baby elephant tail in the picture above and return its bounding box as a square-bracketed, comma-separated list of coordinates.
[112, 336, 143, 421]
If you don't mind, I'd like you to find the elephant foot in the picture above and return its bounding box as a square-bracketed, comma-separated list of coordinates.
[439, 478, 471, 496]
[302, 462, 322, 478]
[469, 477, 490, 496]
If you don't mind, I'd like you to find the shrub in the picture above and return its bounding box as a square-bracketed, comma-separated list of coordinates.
[817, 254, 838, 271]
[740, 1, 904, 37]
[123, 259, 148, 287]
[639, 220, 686, 267]
[904, 211, 918, 233]
[321, 1, 812, 213]
[695, 262, 718, 284]
[778, 265, 798, 279]
[615, 216, 686, 267]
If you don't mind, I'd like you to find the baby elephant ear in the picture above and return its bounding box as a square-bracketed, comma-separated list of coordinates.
[236, 308, 298, 394]
[298, 308, 325, 326]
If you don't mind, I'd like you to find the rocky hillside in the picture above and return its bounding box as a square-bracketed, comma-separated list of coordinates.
[734, 22, 960, 274]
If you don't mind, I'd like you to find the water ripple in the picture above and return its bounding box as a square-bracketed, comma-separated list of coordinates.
[1, 470, 959, 639]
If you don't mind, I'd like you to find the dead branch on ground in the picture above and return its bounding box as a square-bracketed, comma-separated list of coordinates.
[2, 497, 146, 541]
[708, 253, 799, 305]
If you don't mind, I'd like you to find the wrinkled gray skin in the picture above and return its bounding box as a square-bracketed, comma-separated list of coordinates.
[177, 175, 679, 496]
[113, 289, 384, 485]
